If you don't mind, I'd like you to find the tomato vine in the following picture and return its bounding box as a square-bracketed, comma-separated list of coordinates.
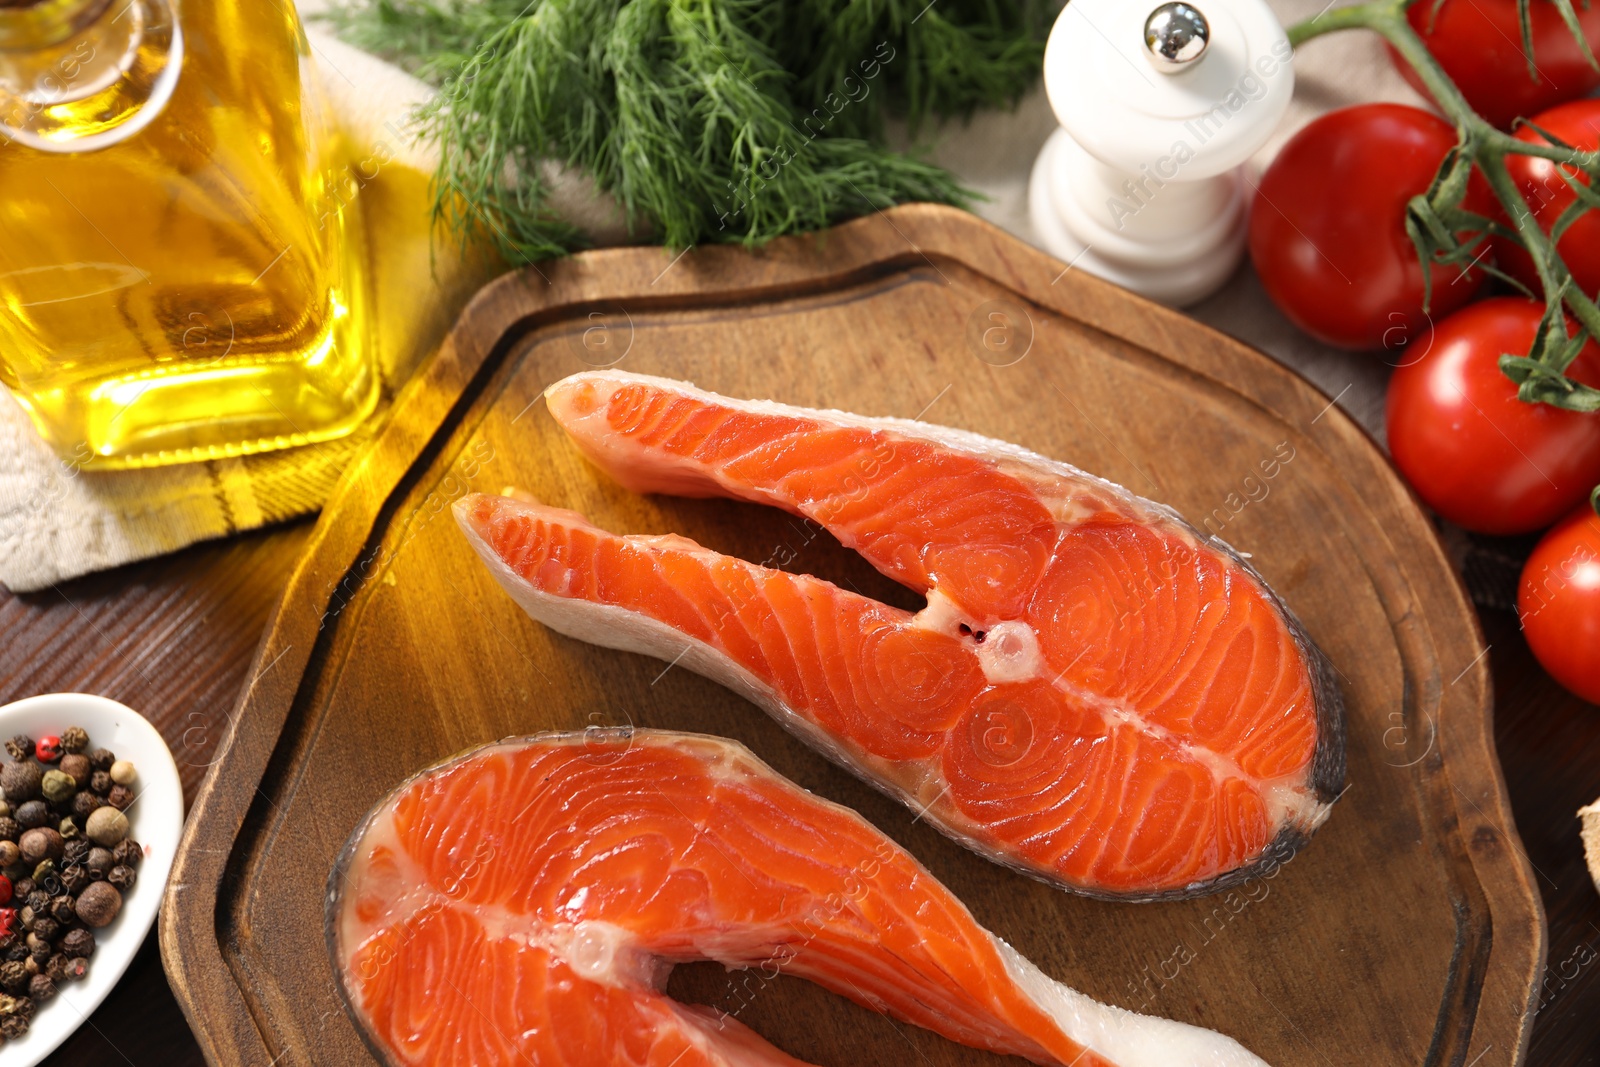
[1290, 0, 1600, 413]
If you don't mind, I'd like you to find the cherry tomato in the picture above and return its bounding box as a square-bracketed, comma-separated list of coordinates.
[1250, 104, 1492, 351]
[1390, 0, 1600, 129]
[1387, 297, 1600, 534]
[1490, 99, 1600, 299]
[1518, 501, 1600, 704]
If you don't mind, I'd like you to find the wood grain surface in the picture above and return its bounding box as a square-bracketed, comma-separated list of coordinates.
[132, 203, 1542, 1066]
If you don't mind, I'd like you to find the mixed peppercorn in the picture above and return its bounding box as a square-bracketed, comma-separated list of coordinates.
[0, 727, 140, 1042]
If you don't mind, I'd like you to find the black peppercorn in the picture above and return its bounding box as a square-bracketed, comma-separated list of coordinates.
[69, 791, 102, 822]
[87, 770, 112, 796]
[43, 954, 67, 982]
[107, 865, 135, 891]
[0, 819, 18, 844]
[47, 896, 73, 925]
[28, 918, 55, 944]
[0, 1010, 28, 1038]
[23, 892, 46, 916]
[86, 749, 113, 773]
[111, 839, 141, 868]
[0, 961, 26, 994]
[11, 804, 44, 832]
[4, 737, 33, 763]
[58, 866, 87, 894]
[12, 880, 32, 902]
[27, 974, 53, 1002]
[106, 785, 133, 811]
[1, 945, 23, 964]
[58, 929, 92, 959]
[26, 942, 48, 967]
[61, 839, 89, 867]
[59, 728, 88, 756]
[85, 848, 112, 878]
[0, 763, 40, 804]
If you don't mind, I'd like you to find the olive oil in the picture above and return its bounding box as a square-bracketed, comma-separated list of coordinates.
[0, 0, 374, 468]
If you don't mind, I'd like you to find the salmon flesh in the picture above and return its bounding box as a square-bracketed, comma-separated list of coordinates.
[330, 729, 1274, 1067]
[454, 372, 1344, 900]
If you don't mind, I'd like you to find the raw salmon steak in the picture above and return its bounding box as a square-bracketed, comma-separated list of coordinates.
[455, 372, 1344, 900]
[331, 729, 1273, 1067]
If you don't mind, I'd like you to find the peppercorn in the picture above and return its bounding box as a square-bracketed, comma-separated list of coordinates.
[0, 961, 26, 994]
[58, 957, 86, 982]
[12, 803, 45, 832]
[11, 882, 31, 903]
[27, 974, 53, 1002]
[28, 918, 56, 944]
[0, 844, 18, 871]
[59, 728, 87, 756]
[0, 764, 39, 806]
[18, 829, 62, 866]
[106, 785, 133, 811]
[58, 866, 87, 894]
[84, 848, 110, 876]
[107, 865, 135, 892]
[84, 808, 127, 847]
[111, 839, 141, 868]
[0, 945, 22, 964]
[0, 878, 10, 910]
[58, 819, 79, 843]
[4, 738, 32, 763]
[26, 942, 48, 967]
[47, 897, 73, 925]
[43, 954, 68, 982]
[22, 893, 45, 916]
[86, 749, 113, 773]
[58, 753, 90, 787]
[33, 737, 60, 764]
[69, 791, 102, 822]
[87, 771, 111, 796]
[0, 1010, 28, 1038]
[74, 882, 120, 928]
[108, 760, 135, 786]
[39, 771, 74, 806]
[30, 861, 54, 886]
[0, 802, 9, 818]
[61, 839, 88, 867]
[0, 822, 15, 848]
[59, 929, 92, 959]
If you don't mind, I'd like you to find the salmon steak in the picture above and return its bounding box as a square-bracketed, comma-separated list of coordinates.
[454, 372, 1344, 900]
[331, 729, 1273, 1067]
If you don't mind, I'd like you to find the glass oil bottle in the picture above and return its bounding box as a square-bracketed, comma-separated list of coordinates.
[0, 0, 375, 468]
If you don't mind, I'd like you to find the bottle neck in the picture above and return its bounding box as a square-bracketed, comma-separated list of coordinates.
[0, 0, 182, 153]
[0, 0, 113, 51]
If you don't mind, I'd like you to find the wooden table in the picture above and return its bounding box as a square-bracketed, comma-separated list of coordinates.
[2, 515, 1597, 1066]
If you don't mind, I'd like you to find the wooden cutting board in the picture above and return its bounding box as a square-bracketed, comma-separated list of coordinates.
[160, 204, 1543, 1067]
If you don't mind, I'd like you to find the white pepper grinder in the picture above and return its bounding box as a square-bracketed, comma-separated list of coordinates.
[1028, 0, 1295, 305]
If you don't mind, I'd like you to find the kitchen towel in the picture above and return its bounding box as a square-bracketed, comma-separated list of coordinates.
[0, 0, 1424, 592]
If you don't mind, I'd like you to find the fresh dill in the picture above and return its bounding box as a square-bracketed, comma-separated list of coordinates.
[323, 0, 1049, 263]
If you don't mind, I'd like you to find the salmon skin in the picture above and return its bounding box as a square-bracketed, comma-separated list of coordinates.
[455, 372, 1344, 900]
[330, 729, 1274, 1067]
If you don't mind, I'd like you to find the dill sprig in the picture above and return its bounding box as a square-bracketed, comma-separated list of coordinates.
[322, 0, 1048, 263]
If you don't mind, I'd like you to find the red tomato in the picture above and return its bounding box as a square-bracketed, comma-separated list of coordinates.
[1518, 502, 1600, 704]
[1250, 104, 1492, 352]
[1490, 99, 1600, 299]
[1391, 0, 1600, 129]
[1387, 298, 1600, 534]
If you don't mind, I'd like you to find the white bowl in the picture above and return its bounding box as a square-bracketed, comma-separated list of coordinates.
[0, 694, 183, 1067]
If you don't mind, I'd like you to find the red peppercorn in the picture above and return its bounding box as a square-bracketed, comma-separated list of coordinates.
[0, 909, 16, 938]
[0, 877, 12, 908]
[34, 736, 61, 764]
